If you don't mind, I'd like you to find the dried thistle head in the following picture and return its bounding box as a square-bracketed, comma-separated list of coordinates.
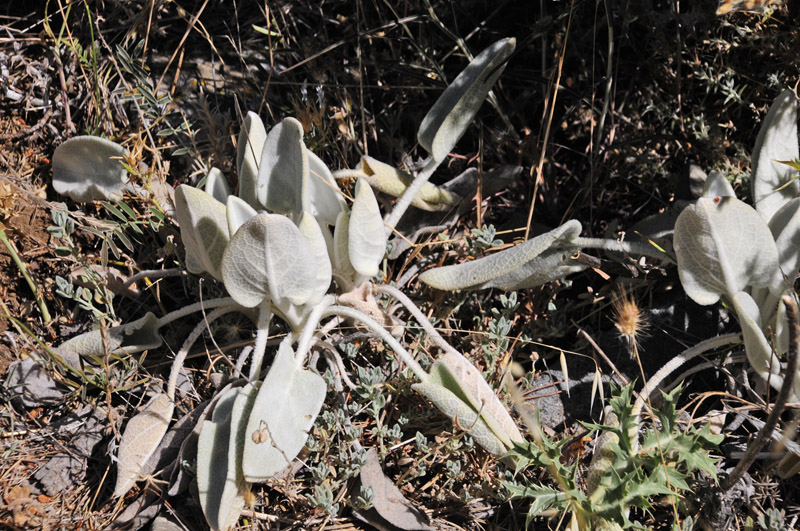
[611, 284, 648, 356]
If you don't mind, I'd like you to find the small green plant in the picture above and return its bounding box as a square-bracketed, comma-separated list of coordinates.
[506, 384, 723, 530]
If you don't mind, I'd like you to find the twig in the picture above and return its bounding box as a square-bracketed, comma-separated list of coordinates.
[0, 226, 51, 323]
[721, 296, 799, 491]
[0, 108, 54, 141]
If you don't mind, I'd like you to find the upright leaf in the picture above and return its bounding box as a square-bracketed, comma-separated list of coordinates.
[174, 185, 230, 280]
[348, 179, 386, 278]
[307, 150, 348, 225]
[221, 213, 317, 308]
[297, 212, 333, 304]
[256, 117, 307, 220]
[242, 340, 327, 481]
[226, 196, 258, 236]
[53, 136, 129, 202]
[114, 392, 174, 497]
[418, 38, 516, 162]
[236, 112, 267, 209]
[752, 89, 800, 223]
[419, 220, 582, 291]
[205, 167, 231, 203]
[333, 211, 357, 280]
[767, 197, 800, 295]
[674, 196, 778, 305]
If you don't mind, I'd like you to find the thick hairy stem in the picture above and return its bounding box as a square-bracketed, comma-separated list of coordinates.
[573, 236, 673, 263]
[294, 295, 335, 365]
[167, 306, 239, 400]
[375, 284, 460, 357]
[247, 301, 273, 381]
[154, 297, 238, 328]
[324, 305, 428, 381]
[721, 297, 799, 491]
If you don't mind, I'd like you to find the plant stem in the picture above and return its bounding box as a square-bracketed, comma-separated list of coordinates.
[0, 227, 51, 324]
[248, 300, 272, 381]
[573, 236, 673, 262]
[324, 304, 428, 381]
[294, 295, 335, 366]
[383, 157, 441, 233]
[154, 297, 238, 328]
[122, 268, 185, 289]
[167, 306, 239, 400]
[721, 297, 799, 491]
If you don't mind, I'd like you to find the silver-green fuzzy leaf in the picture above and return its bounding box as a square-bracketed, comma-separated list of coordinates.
[242, 340, 327, 481]
[417, 38, 516, 162]
[59, 312, 162, 358]
[752, 89, 800, 223]
[236, 112, 267, 210]
[174, 184, 230, 281]
[674, 196, 778, 305]
[114, 392, 173, 497]
[52, 136, 129, 201]
[419, 220, 582, 291]
[307, 150, 347, 225]
[205, 167, 231, 203]
[256, 117, 307, 220]
[348, 178, 386, 278]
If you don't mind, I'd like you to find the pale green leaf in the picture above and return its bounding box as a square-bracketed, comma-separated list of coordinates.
[333, 211, 356, 279]
[297, 212, 333, 304]
[256, 117, 307, 220]
[768, 197, 800, 295]
[174, 185, 230, 280]
[205, 167, 230, 203]
[418, 38, 516, 162]
[348, 178, 386, 278]
[114, 392, 173, 497]
[226, 196, 257, 236]
[236, 111, 267, 209]
[221, 213, 317, 308]
[752, 89, 800, 222]
[197, 387, 247, 531]
[675, 196, 778, 305]
[307, 150, 347, 226]
[702, 171, 736, 198]
[419, 220, 583, 291]
[242, 340, 327, 481]
[731, 291, 786, 391]
[53, 136, 129, 202]
[59, 312, 162, 358]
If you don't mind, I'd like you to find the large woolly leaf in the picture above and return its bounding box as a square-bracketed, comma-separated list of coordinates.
[768, 197, 800, 294]
[205, 167, 231, 203]
[674, 196, 778, 305]
[752, 89, 800, 223]
[174, 185, 230, 281]
[307, 150, 347, 226]
[256, 117, 307, 220]
[197, 387, 246, 531]
[359, 155, 460, 211]
[348, 178, 386, 278]
[242, 340, 327, 481]
[114, 392, 173, 497]
[419, 220, 583, 291]
[297, 212, 333, 304]
[412, 352, 521, 457]
[52, 136, 130, 202]
[702, 171, 736, 198]
[221, 213, 317, 308]
[333, 211, 356, 279]
[59, 312, 162, 358]
[236, 112, 267, 209]
[418, 38, 516, 162]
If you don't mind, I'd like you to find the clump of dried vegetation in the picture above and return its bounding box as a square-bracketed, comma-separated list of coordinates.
[3, 1, 800, 530]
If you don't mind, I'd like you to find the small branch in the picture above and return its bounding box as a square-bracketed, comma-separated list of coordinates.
[573, 236, 673, 263]
[0, 227, 51, 324]
[721, 297, 799, 491]
[122, 268, 186, 289]
[154, 297, 238, 328]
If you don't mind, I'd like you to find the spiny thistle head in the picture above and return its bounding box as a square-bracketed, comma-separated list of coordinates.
[611, 285, 648, 356]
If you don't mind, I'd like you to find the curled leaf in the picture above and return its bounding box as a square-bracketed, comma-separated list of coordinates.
[419, 220, 583, 291]
[53, 136, 130, 202]
[307, 150, 348, 225]
[59, 312, 162, 359]
[114, 392, 174, 497]
[359, 155, 460, 211]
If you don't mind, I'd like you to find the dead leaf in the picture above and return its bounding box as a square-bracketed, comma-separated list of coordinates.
[355, 449, 433, 531]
